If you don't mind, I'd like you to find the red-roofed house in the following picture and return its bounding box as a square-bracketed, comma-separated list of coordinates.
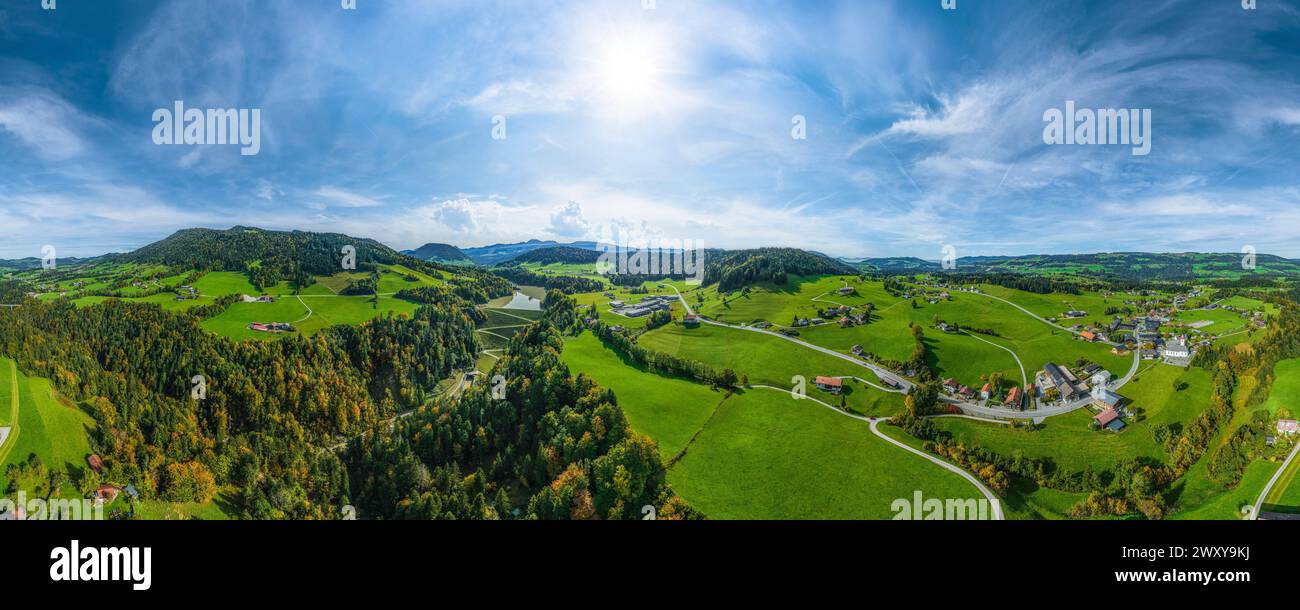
[86, 454, 103, 474]
[93, 485, 120, 504]
[1279, 419, 1299, 435]
[980, 383, 992, 400]
[1079, 331, 1096, 342]
[1094, 408, 1120, 427]
[1003, 386, 1022, 408]
[814, 376, 844, 394]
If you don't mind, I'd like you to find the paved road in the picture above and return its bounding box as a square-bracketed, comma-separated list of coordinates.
[672, 284, 1139, 420]
[669, 286, 913, 391]
[749, 384, 1003, 520]
[1251, 441, 1300, 520]
[869, 418, 1005, 521]
[959, 330, 1027, 389]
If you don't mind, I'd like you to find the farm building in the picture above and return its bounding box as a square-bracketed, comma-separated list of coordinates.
[683, 314, 701, 327]
[814, 376, 843, 394]
[1079, 331, 1097, 342]
[1094, 408, 1125, 431]
[1279, 420, 1299, 435]
[1003, 386, 1023, 408]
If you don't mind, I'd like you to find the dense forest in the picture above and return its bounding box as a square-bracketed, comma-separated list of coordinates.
[505, 246, 602, 265]
[703, 248, 856, 292]
[404, 242, 472, 263]
[343, 291, 699, 519]
[942, 272, 1083, 295]
[0, 293, 482, 518]
[114, 226, 514, 295]
[490, 266, 604, 294]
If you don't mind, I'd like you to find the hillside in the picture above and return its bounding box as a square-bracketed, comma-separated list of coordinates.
[0, 256, 97, 272]
[462, 239, 600, 265]
[403, 242, 472, 263]
[704, 248, 857, 291]
[850, 252, 1300, 281]
[112, 226, 513, 293]
[502, 246, 603, 266]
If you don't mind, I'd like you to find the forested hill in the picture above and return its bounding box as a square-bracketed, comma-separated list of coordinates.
[852, 252, 1300, 280]
[503, 246, 603, 265]
[403, 242, 472, 263]
[704, 248, 857, 292]
[111, 226, 513, 297]
[118, 226, 403, 276]
[0, 297, 484, 518]
[344, 290, 698, 520]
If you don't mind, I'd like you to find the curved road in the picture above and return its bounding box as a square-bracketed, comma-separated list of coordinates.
[749, 384, 1003, 520]
[1251, 441, 1300, 520]
[670, 286, 913, 391]
[673, 284, 1138, 419]
[959, 330, 1027, 390]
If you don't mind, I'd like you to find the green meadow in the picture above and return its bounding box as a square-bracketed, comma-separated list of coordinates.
[638, 322, 908, 417]
[560, 333, 727, 459]
[932, 409, 1164, 474]
[560, 331, 981, 519]
[668, 388, 981, 519]
[0, 358, 96, 494]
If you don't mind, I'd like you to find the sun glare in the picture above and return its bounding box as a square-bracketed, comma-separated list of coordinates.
[588, 29, 669, 118]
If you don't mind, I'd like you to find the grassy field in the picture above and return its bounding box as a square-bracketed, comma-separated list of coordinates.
[1259, 358, 1300, 418]
[0, 359, 14, 428]
[558, 330, 982, 519]
[570, 283, 685, 330]
[638, 322, 908, 417]
[560, 333, 727, 459]
[932, 409, 1164, 473]
[976, 284, 1146, 321]
[647, 276, 1128, 396]
[1170, 307, 1248, 335]
[0, 358, 96, 493]
[1119, 363, 1213, 429]
[132, 488, 237, 520]
[667, 388, 979, 519]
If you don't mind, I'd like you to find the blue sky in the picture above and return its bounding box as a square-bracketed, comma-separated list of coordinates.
[3, 0, 1300, 259]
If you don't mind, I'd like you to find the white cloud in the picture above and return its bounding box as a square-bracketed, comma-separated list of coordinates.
[431, 198, 480, 233]
[884, 84, 1001, 138]
[312, 186, 382, 208]
[548, 201, 589, 238]
[0, 88, 95, 160]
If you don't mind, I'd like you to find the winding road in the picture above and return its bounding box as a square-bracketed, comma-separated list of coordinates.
[1250, 441, 1300, 520]
[671, 286, 913, 391]
[749, 384, 1003, 520]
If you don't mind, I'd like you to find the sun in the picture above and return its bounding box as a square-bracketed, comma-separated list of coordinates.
[584, 27, 671, 118]
[597, 38, 659, 107]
